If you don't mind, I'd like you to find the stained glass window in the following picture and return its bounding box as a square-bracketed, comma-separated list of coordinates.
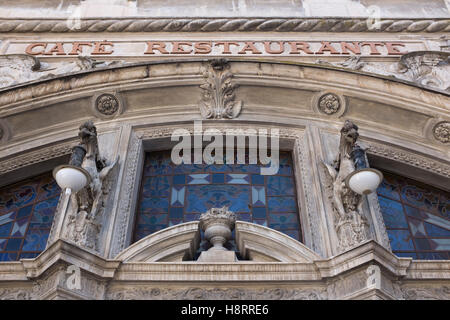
[134, 150, 303, 257]
[0, 172, 61, 261]
[377, 170, 450, 260]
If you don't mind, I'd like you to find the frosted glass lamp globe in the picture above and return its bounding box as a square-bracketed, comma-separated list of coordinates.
[52, 165, 90, 194]
[345, 168, 383, 195]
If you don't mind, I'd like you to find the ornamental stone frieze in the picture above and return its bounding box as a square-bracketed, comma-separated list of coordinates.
[0, 54, 125, 89]
[317, 51, 450, 92]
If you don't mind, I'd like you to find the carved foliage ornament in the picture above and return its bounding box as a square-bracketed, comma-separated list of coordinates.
[95, 93, 119, 116]
[199, 59, 242, 119]
[318, 93, 341, 115]
[433, 121, 450, 143]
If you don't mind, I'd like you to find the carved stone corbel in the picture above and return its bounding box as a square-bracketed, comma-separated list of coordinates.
[198, 59, 242, 119]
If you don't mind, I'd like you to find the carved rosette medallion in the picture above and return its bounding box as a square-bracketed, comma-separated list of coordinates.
[95, 94, 119, 116]
[433, 121, 450, 143]
[318, 93, 341, 115]
[199, 59, 242, 119]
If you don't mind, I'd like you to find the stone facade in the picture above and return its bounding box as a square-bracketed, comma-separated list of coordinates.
[0, 0, 449, 300]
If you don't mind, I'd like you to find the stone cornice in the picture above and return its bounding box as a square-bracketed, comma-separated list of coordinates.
[21, 240, 121, 279]
[0, 17, 448, 33]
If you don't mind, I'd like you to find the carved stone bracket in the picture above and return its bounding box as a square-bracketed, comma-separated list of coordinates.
[199, 59, 242, 119]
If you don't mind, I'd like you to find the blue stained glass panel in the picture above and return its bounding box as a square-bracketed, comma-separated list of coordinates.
[267, 197, 297, 212]
[377, 171, 450, 260]
[378, 196, 408, 228]
[134, 151, 302, 244]
[424, 222, 450, 237]
[22, 229, 50, 252]
[0, 172, 60, 262]
[387, 229, 415, 251]
[267, 176, 295, 196]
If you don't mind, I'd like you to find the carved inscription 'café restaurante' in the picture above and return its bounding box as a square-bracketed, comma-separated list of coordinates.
[0, 0, 449, 300]
[23, 40, 410, 56]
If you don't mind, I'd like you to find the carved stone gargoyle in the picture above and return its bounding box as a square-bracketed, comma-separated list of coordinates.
[322, 120, 370, 252]
[63, 121, 118, 251]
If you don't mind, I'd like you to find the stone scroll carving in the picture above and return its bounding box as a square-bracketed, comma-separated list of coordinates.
[63, 121, 118, 251]
[322, 120, 370, 252]
[199, 59, 242, 119]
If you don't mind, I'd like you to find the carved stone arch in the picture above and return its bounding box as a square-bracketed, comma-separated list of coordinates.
[115, 222, 200, 262]
[235, 221, 321, 262]
[115, 220, 321, 263]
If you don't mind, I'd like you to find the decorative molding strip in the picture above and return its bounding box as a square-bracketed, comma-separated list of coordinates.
[366, 142, 450, 178]
[0, 18, 449, 33]
[0, 141, 76, 175]
[111, 131, 142, 257]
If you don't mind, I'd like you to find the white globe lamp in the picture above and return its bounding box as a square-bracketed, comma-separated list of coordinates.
[53, 165, 91, 196]
[345, 168, 383, 195]
[53, 145, 90, 196]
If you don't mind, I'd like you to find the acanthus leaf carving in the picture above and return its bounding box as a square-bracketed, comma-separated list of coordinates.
[199, 59, 242, 119]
